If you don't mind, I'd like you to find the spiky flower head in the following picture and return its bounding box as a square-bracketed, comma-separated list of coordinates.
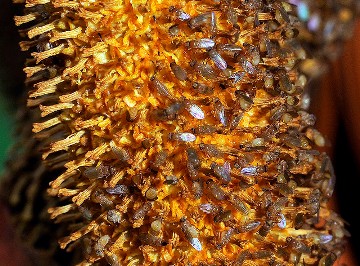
[5, 0, 358, 265]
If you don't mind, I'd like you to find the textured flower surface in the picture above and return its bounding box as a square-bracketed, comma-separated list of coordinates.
[2, 0, 358, 265]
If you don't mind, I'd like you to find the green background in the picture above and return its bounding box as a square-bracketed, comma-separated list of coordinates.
[0, 1, 25, 176]
[0, 94, 14, 175]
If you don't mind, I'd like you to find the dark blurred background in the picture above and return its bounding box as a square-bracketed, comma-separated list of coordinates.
[0, 0, 25, 171]
[309, 20, 360, 265]
[0, 0, 359, 265]
[0, 1, 29, 265]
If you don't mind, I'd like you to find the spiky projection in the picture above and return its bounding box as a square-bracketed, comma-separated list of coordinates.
[2, 0, 358, 265]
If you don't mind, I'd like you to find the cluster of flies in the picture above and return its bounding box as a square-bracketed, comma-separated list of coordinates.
[85, 1, 340, 264]
[149, 2, 304, 146]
